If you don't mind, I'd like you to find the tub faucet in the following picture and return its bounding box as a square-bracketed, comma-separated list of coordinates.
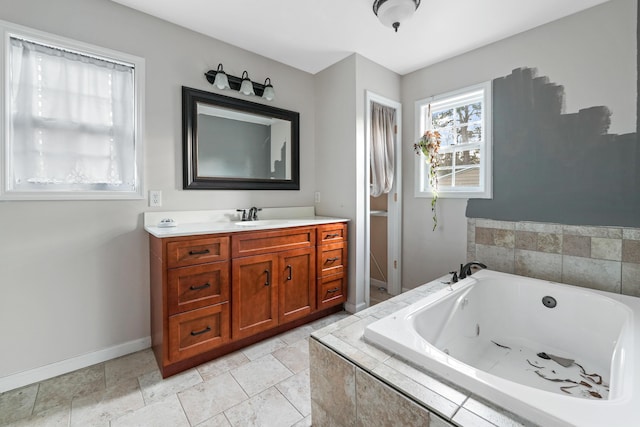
[459, 262, 487, 280]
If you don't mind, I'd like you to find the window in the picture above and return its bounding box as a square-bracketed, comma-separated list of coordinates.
[415, 82, 492, 199]
[1, 21, 144, 199]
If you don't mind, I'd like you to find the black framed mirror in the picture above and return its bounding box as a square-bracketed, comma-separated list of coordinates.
[182, 86, 300, 190]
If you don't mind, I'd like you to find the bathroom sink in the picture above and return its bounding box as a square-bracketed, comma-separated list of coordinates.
[234, 220, 289, 227]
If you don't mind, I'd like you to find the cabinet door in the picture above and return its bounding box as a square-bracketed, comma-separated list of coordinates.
[279, 247, 315, 323]
[232, 254, 278, 340]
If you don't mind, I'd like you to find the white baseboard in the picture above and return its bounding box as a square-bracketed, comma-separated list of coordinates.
[0, 336, 151, 393]
[344, 301, 368, 314]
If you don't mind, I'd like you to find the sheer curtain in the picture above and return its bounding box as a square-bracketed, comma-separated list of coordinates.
[370, 102, 396, 197]
[9, 37, 135, 192]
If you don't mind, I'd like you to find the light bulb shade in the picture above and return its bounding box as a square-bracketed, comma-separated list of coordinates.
[262, 78, 275, 101]
[239, 71, 255, 96]
[212, 63, 230, 90]
[373, 0, 420, 31]
[213, 72, 230, 90]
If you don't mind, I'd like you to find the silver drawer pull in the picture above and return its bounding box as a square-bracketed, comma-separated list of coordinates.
[327, 287, 340, 294]
[325, 257, 340, 263]
[325, 233, 340, 239]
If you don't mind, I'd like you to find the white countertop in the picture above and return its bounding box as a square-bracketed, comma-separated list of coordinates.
[144, 207, 349, 238]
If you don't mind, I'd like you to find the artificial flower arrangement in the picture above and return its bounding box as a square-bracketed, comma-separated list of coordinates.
[414, 130, 442, 231]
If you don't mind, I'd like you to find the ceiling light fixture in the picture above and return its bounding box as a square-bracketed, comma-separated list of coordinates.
[373, 0, 421, 33]
[204, 65, 275, 101]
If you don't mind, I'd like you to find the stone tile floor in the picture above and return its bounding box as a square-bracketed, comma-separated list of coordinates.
[0, 312, 350, 427]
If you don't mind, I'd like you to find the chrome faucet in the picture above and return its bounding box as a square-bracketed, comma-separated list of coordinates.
[459, 262, 487, 280]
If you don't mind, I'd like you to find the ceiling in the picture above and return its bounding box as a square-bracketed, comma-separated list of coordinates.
[110, 0, 610, 75]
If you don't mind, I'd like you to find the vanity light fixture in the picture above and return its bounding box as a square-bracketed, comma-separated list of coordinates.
[262, 78, 275, 101]
[204, 65, 275, 100]
[239, 71, 255, 96]
[212, 63, 230, 90]
[373, 0, 421, 32]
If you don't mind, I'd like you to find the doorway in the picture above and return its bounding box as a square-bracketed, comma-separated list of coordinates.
[365, 92, 402, 307]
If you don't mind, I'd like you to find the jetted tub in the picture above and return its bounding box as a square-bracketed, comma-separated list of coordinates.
[364, 270, 640, 427]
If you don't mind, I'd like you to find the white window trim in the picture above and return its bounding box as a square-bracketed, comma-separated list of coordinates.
[414, 81, 492, 199]
[0, 20, 145, 200]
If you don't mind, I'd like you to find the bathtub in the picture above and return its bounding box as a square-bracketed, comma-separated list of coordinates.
[364, 270, 640, 427]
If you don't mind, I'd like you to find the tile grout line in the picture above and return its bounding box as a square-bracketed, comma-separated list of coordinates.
[30, 382, 40, 417]
[174, 386, 195, 427]
[271, 385, 305, 426]
[449, 395, 468, 421]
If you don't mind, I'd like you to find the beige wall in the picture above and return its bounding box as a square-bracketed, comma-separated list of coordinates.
[0, 0, 315, 381]
[315, 54, 400, 311]
[401, 0, 637, 289]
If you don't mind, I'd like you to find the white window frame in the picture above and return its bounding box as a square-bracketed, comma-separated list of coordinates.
[414, 81, 492, 199]
[0, 20, 145, 200]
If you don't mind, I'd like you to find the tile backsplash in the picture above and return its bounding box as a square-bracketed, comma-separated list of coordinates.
[467, 218, 640, 297]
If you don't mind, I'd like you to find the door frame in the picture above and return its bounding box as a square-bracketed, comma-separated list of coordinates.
[365, 91, 402, 304]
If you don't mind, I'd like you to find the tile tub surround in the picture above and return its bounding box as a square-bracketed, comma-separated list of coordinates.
[467, 218, 640, 296]
[310, 282, 531, 427]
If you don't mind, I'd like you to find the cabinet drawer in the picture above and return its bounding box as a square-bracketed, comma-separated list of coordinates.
[232, 227, 315, 258]
[168, 303, 230, 362]
[317, 242, 347, 278]
[317, 223, 347, 244]
[167, 262, 230, 315]
[317, 274, 347, 310]
[167, 236, 230, 268]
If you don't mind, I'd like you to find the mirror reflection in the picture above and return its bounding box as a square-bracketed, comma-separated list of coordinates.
[196, 104, 291, 180]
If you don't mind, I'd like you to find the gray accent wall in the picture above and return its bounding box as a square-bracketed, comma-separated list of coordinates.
[467, 68, 639, 226]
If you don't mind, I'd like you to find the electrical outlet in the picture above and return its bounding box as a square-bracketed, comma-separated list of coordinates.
[314, 191, 321, 203]
[149, 190, 162, 207]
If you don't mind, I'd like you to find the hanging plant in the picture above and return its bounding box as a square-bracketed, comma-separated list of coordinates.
[414, 130, 442, 231]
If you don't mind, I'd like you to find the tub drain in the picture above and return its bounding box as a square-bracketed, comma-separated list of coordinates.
[542, 296, 557, 308]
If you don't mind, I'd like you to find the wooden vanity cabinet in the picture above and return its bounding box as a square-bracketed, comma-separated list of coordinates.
[317, 223, 348, 309]
[150, 235, 231, 376]
[149, 222, 347, 377]
[231, 227, 316, 339]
